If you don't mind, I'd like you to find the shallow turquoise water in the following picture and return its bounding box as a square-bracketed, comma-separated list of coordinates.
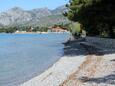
[0, 33, 70, 86]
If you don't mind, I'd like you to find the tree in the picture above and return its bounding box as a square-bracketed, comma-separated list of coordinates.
[32, 26, 40, 32]
[64, 0, 115, 38]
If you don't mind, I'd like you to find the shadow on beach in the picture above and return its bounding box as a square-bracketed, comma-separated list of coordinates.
[63, 39, 87, 56]
[60, 38, 115, 86]
[63, 38, 115, 56]
[79, 73, 115, 85]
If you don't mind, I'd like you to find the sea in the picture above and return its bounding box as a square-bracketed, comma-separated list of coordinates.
[0, 32, 70, 86]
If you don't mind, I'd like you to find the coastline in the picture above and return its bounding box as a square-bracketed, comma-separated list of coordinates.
[20, 38, 115, 86]
[60, 38, 115, 86]
[14, 31, 70, 34]
[20, 39, 87, 86]
[14, 32, 48, 34]
[20, 56, 86, 86]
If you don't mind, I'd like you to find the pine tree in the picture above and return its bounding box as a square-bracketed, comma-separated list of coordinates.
[64, 0, 115, 38]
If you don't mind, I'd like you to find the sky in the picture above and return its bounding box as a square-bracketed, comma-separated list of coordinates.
[0, 0, 69, 12]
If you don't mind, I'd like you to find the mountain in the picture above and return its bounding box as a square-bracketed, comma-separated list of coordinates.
[0, 6, 69, 27]
[0, 7, 32, 25]
[52, 5, 68, 15]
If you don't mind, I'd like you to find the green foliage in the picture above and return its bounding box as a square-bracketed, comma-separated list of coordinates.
[68, 22, 81, 35]
[63, 22, 83, 37]
[72, 22, 81, 33]
[0, 27, 17, 33]
[40, 27, 48, 32]
[32, 26, 40, 32]
[0, 26, 49, 33]
[0, 28, 6, 33]
[64, 0, 115, 38]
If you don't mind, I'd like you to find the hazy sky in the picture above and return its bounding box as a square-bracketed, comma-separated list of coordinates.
[0, 0, 69, 12]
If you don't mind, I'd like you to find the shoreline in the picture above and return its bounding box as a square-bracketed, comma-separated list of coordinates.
[14, 31, 70, 34]
[20, 56, 86, 86]
[60, 38, 115, 86]
[20, 38, 115, 86]
[14, 32, 48, 34]
[20, 39, 87, 86]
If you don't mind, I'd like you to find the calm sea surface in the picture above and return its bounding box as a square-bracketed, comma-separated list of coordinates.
[0, 33, 70, 86]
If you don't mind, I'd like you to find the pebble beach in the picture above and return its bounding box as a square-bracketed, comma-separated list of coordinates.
[20, 38, 115, 86]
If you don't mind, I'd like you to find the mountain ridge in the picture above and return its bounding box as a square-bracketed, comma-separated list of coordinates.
[0, 5, 69, 27]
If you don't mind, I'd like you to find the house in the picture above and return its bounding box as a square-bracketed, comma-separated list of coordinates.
[48, 26, 67, 32]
